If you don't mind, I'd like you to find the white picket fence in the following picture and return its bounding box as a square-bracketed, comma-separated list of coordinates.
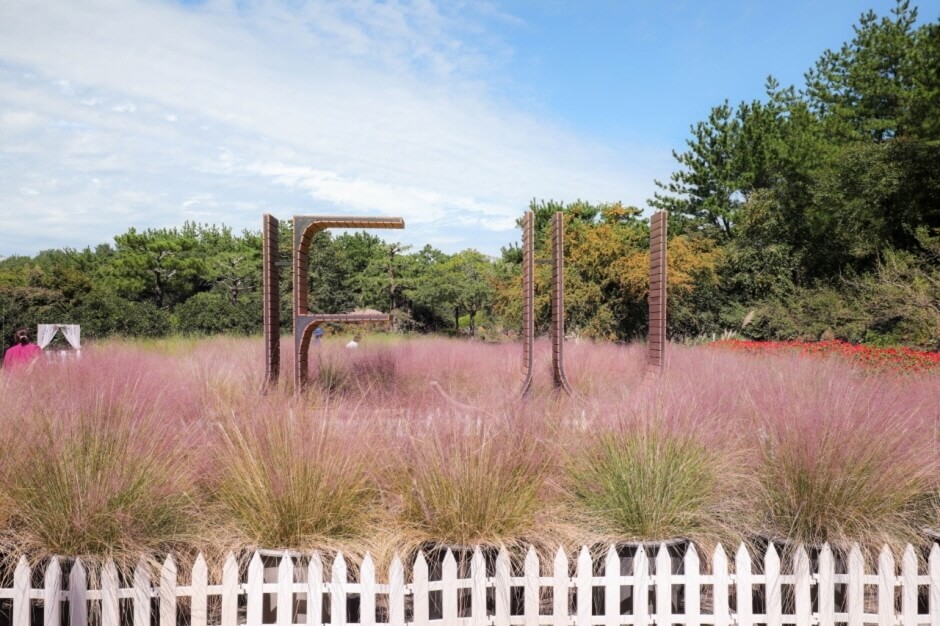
[2, 542, 940, 626]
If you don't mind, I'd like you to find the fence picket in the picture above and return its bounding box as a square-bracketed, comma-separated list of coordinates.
[930, 544, 940, 626]
[221, 553, 238, 626]
[735, 544, 753, 626]
[847, 544, 864, 626]
[575, 547, 592, 626]
[712, 545, 730, 626]
[634, 547, 649, 626]
[655, 544, 671, 625]
[877, 545, 894, 626]
[331, 552, 348, 626]
[685, 544, 701, 626]
[819, 544, 835, 626]
[277, 552, 294, 626]
[160, 554, 177, 626]
[68, 559, 87, 626]
[101, 560, 119, 626]
[413, 551, 429, 626]
[900, 545, 917, 626]
[13, 556, 30, 626]
[764, 543, 781, 626]
[43, 557, 61, 626]
[495, 548, 511, 626]
[794, 547, 811, 626]
[309, 552, 324, 626]
[361, 554, 376, 626]
[471, 548, 486, 626]
[191, 553, 208, 626]
[442, 550, 458, 625]
[389, 555, 405, 626]
[248, 551, 264, 626]
[603, 545, 619, 626]
[552, 547, 568, 626]
[524, 546, 540, 626]
[133, 558, 152, 626]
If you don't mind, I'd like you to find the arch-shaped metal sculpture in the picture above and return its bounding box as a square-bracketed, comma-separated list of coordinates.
[519, 210, 573, 397]
[292, 216, 405, 391]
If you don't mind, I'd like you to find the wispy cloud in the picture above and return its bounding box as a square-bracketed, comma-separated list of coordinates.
[0, 0, 665, 256]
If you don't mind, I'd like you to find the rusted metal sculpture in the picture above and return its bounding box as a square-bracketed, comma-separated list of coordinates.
[261, 214, 280, 393]
[648, 210, 668, 369]
[519, 211, 535, 398]
[550, 212, 574, 394]
[293, 216, 405, 392]
[519, 211, 573, 397]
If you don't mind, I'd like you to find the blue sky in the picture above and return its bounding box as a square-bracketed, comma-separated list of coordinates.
[0, 0, 935, 257]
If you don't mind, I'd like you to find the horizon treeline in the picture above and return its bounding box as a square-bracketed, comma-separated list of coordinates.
[1, 1, 938, 349]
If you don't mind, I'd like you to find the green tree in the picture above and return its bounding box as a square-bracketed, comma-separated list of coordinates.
[108, 226, 205, 308]
[805, 0, 924, 142]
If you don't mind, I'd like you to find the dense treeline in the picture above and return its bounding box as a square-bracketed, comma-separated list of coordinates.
[1, 2, 938, 349]
[0, 222, 501, 344]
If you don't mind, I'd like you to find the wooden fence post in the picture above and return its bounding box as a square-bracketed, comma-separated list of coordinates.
[221, 553, 239, 626]
[43, 557, 62, 626]
[68, 559, 87, 626]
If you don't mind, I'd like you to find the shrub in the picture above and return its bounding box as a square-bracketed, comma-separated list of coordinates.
[174, 291, 262, 335]
[73, 290, 172, 338]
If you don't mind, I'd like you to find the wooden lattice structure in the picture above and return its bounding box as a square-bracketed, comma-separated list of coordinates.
[648, 210, 668, 369]
[292, 216, 405, 392]
[261, 214, 280, 393]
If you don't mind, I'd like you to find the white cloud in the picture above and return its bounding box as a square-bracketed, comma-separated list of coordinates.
[0, 0, 667, 256]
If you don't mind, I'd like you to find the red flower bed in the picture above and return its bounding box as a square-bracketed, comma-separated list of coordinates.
[712, 339, 940, 374]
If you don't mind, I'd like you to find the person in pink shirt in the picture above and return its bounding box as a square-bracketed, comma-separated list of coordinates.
[3, 327, 42, 370]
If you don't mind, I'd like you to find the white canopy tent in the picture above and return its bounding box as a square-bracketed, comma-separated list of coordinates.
[37, 324, 81, 359]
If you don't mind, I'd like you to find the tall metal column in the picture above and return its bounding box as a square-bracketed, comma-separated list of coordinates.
[550, 212, 574, 395]
[261, 214, 280, 393]
[519, 211, 534, 398]
[648, 210, 668, 369]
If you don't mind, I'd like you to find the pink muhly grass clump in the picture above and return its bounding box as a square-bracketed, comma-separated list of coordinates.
[737, 354, 939, 555]
[206, 403, 383, 555]
[0, 391, 199, 568]
[564, 387, 752, 549]
[387, 412, 568, 553]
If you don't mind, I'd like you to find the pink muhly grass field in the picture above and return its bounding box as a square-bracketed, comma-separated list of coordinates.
[0, 334, 936, 565]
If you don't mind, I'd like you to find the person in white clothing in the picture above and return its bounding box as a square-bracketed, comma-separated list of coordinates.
[346, 333, 361, 350]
